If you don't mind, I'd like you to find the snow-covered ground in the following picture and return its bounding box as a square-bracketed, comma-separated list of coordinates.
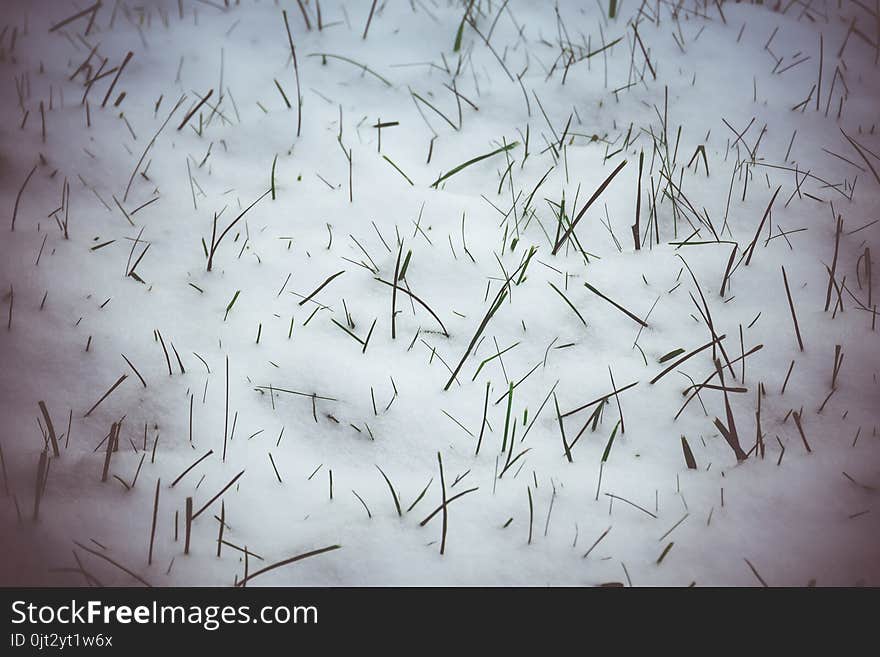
[1, 0, 878, 586]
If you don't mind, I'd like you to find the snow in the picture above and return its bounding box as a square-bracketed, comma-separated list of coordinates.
[0, 0, 878, 587]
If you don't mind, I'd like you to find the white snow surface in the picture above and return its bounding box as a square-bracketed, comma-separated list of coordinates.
[0, 0, 879, 586]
